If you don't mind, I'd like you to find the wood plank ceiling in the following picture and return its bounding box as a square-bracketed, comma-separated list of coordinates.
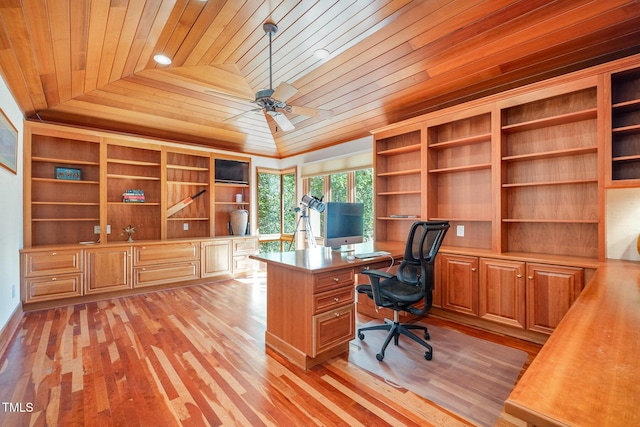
[1, 0, 640, 158]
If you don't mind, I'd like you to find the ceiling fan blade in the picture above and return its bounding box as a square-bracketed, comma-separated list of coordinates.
[267, 110, 295, 131]
[224, 108, 262, 123]
[290, 105, 334, 120]
[272, 82, 298, 102]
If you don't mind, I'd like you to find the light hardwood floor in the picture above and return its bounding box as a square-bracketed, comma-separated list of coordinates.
[0, 274, 540, 426]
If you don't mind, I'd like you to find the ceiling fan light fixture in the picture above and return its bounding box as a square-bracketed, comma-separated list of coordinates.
[153, 54, 172, 65]
[314, 49, 330, 60]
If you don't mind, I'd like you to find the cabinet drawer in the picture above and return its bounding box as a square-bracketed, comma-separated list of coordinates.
[23, 250, 82, 276]
[134, 242, 199, 266]
[312, 304, 355, 357]
[232, 255, 256, 273]
[232, 238, 259, 255]
[133, 262, 200, 288]
[25, 273, 83, 302]
[313, 287, 354, 314]
[314, 268, 354, 293]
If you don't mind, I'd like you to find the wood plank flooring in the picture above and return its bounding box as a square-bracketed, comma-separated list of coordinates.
[0, 274, 540, 426]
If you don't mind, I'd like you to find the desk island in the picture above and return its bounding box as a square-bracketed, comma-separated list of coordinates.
[251, 241, 405, 370]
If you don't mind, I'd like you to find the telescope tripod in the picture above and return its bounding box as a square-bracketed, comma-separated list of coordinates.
[289, 206, 317, 250]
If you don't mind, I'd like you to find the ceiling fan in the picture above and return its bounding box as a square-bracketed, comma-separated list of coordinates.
[225, 22, 333, 131]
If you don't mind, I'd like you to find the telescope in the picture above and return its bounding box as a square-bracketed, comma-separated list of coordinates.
[300, 194, 325, 212]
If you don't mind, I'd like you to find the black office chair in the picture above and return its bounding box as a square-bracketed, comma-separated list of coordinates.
[356, 221, 449, 361]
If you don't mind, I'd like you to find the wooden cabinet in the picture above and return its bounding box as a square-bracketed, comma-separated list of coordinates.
[610, 66, 640, 184]
[525, 263, 584, 334]
[439, 253, 479, 316]
[427, 108, 494, 251]
[201, 239, 231, 278]
[231, 237, 258, 275]
[84, 246, 132, 294]
[479, 258, 526, 329]
[21, 249, 83, 302]
[133, 242, 200, 288]
[373, 124, 424, 242]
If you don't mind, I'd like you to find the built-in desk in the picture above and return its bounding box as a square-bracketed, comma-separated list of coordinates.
[504, 260, 640, 426]
[251, 241, 404, 370]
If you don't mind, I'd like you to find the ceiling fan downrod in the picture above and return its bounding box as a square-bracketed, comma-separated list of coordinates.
[263, 22, 278, 92]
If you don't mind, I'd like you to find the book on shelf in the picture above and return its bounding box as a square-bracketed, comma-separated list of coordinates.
[123, 189, 145, 203]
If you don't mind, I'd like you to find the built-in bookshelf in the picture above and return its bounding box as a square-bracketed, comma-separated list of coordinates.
[427, 109, 493, 250]
[373, 125, 423, 242]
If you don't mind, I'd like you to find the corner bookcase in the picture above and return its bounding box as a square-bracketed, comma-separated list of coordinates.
[23, 123, 252, 248]
[372, 124, 424, 242]
[610, 66, 640, 184]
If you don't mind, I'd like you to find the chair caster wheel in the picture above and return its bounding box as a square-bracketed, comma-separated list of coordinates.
[424, 351, 432, 360]
[424, 331, 430, 340]
[376, 353, 384, 361]
[358, 332, 365, 340]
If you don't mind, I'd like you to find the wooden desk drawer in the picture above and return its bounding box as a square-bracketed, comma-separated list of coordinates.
[133, 262, 200, 288]
[312, 304, 355, 357]
[233, 238, 259, 255]
[25, 273, 83, 302]
[23, 250, 82, 277]
[314, 268, 354, 293]
[134, 242, 199, 266]
[313, 287, 354, 314]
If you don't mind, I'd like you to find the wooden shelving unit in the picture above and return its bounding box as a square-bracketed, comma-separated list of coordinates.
[610, 67, 640, 184]
[23, 123, 252, 248]
[166, 150, 212, 239]
[426, 110, 493, 250]
[27, 134, 101, 246]
[500, 87, 599, 258]
[373, 126, 423, 242]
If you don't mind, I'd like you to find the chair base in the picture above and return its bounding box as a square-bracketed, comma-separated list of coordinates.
[357, 311, 433, 361]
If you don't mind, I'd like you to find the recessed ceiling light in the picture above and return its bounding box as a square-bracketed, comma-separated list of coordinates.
[313, 49, 329, 60]
[153, 54, 172, 65]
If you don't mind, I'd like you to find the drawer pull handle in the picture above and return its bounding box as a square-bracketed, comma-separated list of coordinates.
[528, 276, 534, 280]
[516, 274, 522, 278]
[333, 277, 340, 282]
[334, 312, 341, 317]
[51, 277, 57, 281]
[51, 252, 57, 256]
[334, 297, 340, 302]
[471, 268, 477, 272]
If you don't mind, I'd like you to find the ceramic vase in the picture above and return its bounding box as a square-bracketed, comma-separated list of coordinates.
[230, 209, 248, 236]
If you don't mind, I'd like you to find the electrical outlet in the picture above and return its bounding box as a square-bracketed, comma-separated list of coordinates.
[456, 225, 465, 237]
[183, 223, 189, 231]
[12, 284, 15, 299]
[94, 225, 100, 234]
[106, 225, 111, 234]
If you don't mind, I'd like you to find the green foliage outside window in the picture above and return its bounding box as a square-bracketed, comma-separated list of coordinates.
[257, 172, 281, 235]
[355, 169, 374, 241]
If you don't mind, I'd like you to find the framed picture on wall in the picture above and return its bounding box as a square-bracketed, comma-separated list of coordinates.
[0, 108, 17, 174]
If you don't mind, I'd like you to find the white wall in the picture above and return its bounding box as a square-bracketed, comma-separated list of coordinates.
[606, 188, 640, 261]
[0, 75, 23, 332]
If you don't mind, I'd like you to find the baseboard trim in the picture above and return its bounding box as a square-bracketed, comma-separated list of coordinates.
[0, 304, 24, 360]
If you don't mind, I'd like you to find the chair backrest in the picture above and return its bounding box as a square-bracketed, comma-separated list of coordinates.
[396, 221, 450, 290]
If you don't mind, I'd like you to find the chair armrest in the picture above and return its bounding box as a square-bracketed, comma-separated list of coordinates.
[361, 269, 394, 280]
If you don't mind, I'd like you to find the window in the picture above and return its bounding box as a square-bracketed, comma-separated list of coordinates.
[302, 168, 374, 243]
[257, 168, 296, 252]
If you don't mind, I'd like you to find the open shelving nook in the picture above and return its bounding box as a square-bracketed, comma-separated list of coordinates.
[610, 67, 640, 185]
[426, 108, 494, 251]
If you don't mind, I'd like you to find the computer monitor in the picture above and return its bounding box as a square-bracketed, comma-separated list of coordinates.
[324, 202, 364, 250]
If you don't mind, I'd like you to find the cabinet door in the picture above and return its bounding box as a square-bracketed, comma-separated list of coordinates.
[85, 247, 131, 294]
[440, 254, 479, 316]
[479, 258, 526, 329]
[526, 263, 584, 334]
[201, 240, 231, 278]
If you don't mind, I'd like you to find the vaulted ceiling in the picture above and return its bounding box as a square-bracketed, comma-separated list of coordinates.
[1, 0, 640, 158]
